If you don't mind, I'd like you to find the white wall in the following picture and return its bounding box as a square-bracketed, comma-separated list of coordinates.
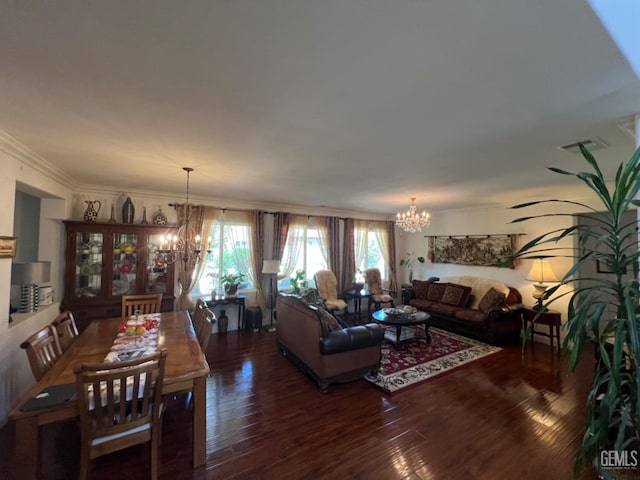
[0, 136, 73, 426]
[395, 196, 602, 342]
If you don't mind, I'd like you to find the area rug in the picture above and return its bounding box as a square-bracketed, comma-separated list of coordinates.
[365, 327, 502, 394]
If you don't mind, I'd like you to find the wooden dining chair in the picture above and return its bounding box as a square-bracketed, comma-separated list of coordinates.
[191, 298, 207, 334]
[51, 310, 79, 352]
[196, 308, 216, 353]
[74, 349, 168, 480]
[121, 293, 163, 318]
[20, 325, 63, 381]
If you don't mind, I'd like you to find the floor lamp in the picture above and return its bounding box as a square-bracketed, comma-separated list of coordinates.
[262, 260, 280, 332]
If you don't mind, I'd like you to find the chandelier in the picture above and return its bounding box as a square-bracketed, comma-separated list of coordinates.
[154, 167, 212, 265]
[395, 197, 431, 233]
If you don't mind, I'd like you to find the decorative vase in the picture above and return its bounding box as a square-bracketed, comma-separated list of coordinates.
[108, 204, 117, 223]
[122, 197, 135, 224]
[83, 200, 101, 222]
[152, 209, 167, 225]
[218, 309, 229, 334]
[141, 206, 148, 224]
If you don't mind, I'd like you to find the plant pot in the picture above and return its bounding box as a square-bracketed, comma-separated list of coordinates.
[225, 284, 238, 296]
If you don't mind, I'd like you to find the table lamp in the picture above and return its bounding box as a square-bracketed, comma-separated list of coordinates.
[526, 259, 558, 310]
[11, 261, 51, 312]
[262, 259, 280, 332]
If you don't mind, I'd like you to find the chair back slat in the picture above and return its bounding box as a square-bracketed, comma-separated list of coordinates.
[52, 310, 79, 352]
[20, 325, 62, 381]
[75, 350, 167, 479]
[121, 293, 163, 318]
[196, 308, 216, 352]
[191, 298, 207, 334]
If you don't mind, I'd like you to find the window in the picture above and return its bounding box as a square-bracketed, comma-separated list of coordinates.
[355, 227, 387, 280]
[278, 225, 327, 290]
[194, 222, 254, 296]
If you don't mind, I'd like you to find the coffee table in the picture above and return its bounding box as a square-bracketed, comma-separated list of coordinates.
[372, 309, 431, 349]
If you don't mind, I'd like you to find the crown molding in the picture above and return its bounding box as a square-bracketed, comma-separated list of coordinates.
[0, 130, 74, 189]
[74, 184, 393, 222]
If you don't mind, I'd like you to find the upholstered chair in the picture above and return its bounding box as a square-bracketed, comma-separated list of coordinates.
[313, 270, 348, 316]
[364, 268, 395, 311]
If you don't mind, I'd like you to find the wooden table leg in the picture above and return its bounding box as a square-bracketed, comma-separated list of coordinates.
[15, 416, 39, 480]
[192, 376, 207, 468]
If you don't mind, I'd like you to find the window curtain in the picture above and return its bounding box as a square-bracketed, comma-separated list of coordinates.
[175, 203, 205, 311]
[310, 216, 329, 268]
[252, 210, 267, 310]
[272, 212, 289, 264]
[223, 210, 256, 293]
[278, 215, 306, 280]
[353, 220, 369, 273]
[373, 221, 398, 293]
[340, 217, 355, 294]
[325, 216, 342, 290]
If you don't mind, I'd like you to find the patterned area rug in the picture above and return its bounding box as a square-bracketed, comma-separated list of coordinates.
[365, 327, 502, 394]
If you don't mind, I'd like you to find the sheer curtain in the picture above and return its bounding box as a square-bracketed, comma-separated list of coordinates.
[373, 221, 398, 292]
[311, 216, 329, 268]
[223, 210, 256, 291]
[278, 215, 306, 280]
[353, 220, 369, 274]
[175, 204, 205, 311]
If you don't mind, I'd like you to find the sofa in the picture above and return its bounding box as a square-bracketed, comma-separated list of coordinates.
[402, 276, 523, 344]
[276, 294, 384, 392]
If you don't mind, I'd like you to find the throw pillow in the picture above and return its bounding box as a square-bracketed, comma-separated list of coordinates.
[316, 306, 342, 332]
[412, 280, 432, 300]
[478, 287, 506, 313]
[300, 290, 319, 305]
[425, 282, 447, 302]
[441, 283, 472, 307]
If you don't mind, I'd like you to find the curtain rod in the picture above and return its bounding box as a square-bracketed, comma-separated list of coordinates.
[168, 203, 392, 223]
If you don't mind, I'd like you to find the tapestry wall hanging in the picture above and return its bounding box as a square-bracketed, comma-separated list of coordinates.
[427, 234, 519, 268]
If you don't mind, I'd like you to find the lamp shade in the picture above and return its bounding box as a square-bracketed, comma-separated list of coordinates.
[525, 259, 558, 283]
[11, 261, 51, 285]
[262, 260, 280, 274]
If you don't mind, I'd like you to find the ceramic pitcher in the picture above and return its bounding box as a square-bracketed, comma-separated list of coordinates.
[83, 200, 101, 222]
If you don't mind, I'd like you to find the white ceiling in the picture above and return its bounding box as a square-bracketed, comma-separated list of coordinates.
[1, 1, 639, 216]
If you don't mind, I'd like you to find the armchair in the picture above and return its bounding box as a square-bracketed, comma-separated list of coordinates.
[364, 268, 395, 311]
[313, 270, 348, 316]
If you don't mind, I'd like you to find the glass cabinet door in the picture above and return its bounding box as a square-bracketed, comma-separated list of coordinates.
[113, 231, 138, 296]
[75, 231, 104, 299]
[146, 233, 169, 295]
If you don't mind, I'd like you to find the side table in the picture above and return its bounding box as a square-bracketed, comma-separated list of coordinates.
[521, 306, 561, 349]
[207, 294, 246, 331]
[344, 289, 372, 320]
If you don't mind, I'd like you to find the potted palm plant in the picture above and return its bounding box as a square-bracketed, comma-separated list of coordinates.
[400, 252, 425, 282]
[510, 144, 640, 478]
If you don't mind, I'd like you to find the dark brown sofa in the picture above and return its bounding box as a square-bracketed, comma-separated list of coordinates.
[276, 294, 384, 392]
[402, 276, 523, 344]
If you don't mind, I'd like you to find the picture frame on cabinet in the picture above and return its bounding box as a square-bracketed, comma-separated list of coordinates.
[0, 236, 17, 258]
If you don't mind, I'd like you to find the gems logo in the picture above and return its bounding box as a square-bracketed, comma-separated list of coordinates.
[600, 450, 639, 469]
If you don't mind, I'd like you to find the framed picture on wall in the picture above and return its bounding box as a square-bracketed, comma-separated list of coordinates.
[596, 259, 626, 274]
[0, 236, 17, 258]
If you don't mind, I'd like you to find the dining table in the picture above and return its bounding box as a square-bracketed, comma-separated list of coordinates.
[9, 310, 210, 479]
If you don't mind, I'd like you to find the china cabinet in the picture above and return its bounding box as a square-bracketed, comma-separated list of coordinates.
[62, 221, 177, 330]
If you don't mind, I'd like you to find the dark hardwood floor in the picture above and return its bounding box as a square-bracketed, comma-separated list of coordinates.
[1, 329, 601, 479]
